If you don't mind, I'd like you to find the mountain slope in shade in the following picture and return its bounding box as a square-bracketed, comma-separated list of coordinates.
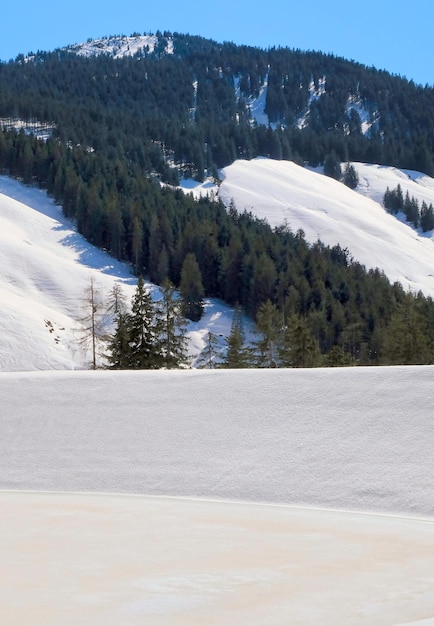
[218, 158, 434, 297]
[0, 176, 137, 371]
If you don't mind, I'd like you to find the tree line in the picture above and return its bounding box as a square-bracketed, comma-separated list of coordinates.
[383, 184, 434, 231]
[2, 34, 434, 181]
[80, 274, 434, 370]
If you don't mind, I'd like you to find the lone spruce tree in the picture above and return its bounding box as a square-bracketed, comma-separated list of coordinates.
[128, 277, 158, 369]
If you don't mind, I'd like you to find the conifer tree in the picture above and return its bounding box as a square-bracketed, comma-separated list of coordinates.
[155, 280, 189, 368]
[382, 295, 433, 364]
[254, 300, 282, 367]
[180, 253, 205, 322]
[223, 307, 251, 368]
[420, 202, 434, 232]
[128, 277, 158, 369]
[279, 314, 318, 368]
[106, 282, 128, 317]
[107, 311, 131, 369]
[196, 331, 220, 369]
[342, 162, 359, 189]
[323, 151, 342, 181]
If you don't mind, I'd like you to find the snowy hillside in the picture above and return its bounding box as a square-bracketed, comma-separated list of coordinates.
[3, 157, 434, 372]
[218, 158, 434, 297]
[0, 177, 238, 372]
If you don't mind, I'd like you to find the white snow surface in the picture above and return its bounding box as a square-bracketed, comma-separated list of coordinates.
[66, 35, 162, 58]
[218, 158, 434, 297]
[1, 366, 433, 517]
[1, 490, 434, 626]
[2, 365, 434, 623]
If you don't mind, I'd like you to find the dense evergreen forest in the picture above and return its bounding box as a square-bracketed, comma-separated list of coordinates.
[1, 32, 434, 366]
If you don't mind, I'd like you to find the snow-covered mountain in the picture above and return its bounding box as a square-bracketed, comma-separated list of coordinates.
[2, 157, 434, 372]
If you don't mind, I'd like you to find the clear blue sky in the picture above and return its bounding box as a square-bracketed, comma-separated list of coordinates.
[2, 0, 433, 86]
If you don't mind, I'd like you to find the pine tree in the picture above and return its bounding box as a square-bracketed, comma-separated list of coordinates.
[155, 280, 189, 368]
[223, 307, 251, 368]
[323, 151, 342, 181]
[342, 162, 359, 189]
[382, 296, 432, 365]
[254, 300, 282, 367]
[279, 314, 318, 368]
[420, 202, 434, 232]
[128, 277, 158, 369]
[323, 345, 353, 367]
[196, 331, 220, 368]
[403, 191, 419, 227]
[180, 253, 205, 322]
[107, 311, 132, 369]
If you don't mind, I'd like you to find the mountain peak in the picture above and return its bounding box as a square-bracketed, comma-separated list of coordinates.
[65, 34, 173, 59]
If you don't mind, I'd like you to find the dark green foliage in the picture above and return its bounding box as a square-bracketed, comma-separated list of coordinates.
[279, 315, 319, 368]
[107, 278, 188, 369]
[3, 32, 434, 182]
[108, 312, 132, 369]
[384, 184, 434, 231]
[342, 163, 359, 189]
[180, 253, 205, 322]
[155, 280, 189, 369]
[381, 294, 433, 364]
[128, 277, 159, 369]
[383, 184, 404, 215]
[323, 151, 342, 180]
[223, 308, 252, 368]
[254, 300, 282, 367]
[420, 201, 434, 232]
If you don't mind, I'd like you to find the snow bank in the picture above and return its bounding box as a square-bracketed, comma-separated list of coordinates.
[1, 366, 433, 517]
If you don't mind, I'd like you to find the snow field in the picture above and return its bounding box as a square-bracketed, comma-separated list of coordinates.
[1, 364, 434, 624]
[1, 491, 433, 625]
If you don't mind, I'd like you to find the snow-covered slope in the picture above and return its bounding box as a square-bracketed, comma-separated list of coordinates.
[218, 158, 434, 297]
[0, 177, 239, 372]
[66, 34, 160, 58]
[0, 177, 136, 371]
[65, 34, 175, 59]
[3, 156, 434, 372]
